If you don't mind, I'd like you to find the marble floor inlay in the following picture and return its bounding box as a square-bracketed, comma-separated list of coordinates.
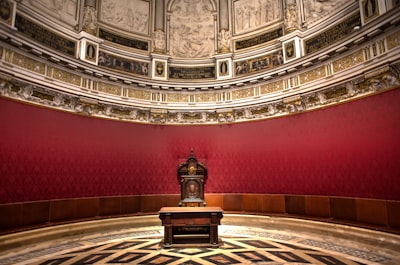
[0, 215, 399, 265]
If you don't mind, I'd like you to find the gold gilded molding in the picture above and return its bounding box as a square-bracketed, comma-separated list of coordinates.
[208, 112, 217, 121]
[15, 14, 77, 57]
[53, 68, 81, 86]
[181, 113, 203, 121]
[127, 88, 151, 100]
[232, 87, 254, 100]
[304, 13, 361, 55]
[299, 66, 326, 84]
[167, 112, 178, 121]
[32, 90, 55, 101]
[364, 65, 391, 79]
[195, 93, 217, 103]
[97, 82, 122, 96]
[251, 106, 270, 115]
[332, 50, 364, 73]
[1, 65, 399, 125]
[46, 66, 54, 78]
[324, 87, 347, 100]
[12, 53, 46, 75]
[167, 93, 189, 103]
[386, 30, 400, 50]
[111, 108, 131, 116]
[4, 49, 12, 62]
[260, 80, 284, 94]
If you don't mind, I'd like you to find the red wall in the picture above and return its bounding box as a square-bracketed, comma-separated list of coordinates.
[1, 88, 400, 203]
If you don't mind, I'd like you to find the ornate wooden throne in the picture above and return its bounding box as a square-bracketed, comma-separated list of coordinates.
[177, 149, 207, 207]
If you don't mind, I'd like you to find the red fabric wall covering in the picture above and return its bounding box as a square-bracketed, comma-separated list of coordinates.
[1, 88, 400, 203]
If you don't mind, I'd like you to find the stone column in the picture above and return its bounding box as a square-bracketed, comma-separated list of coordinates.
[82, 0, 98, 35]
[154, 0, 165, 31]
[218, 0, 230, 53]
[219, 0, 229, 31]
[79, 0, 102, 64]
[153, 0, 165, 53]
[285, 0, 299, 33]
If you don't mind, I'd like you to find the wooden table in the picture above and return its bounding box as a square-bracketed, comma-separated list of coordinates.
[159, 207, 223, 248]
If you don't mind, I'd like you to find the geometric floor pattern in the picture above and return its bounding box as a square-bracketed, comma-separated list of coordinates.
[19, 237, 368, 265]
[1, 225, 391, 265]
[34, 238, 365, 265]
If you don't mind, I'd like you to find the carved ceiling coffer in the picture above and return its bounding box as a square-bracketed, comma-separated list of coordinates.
[177, 149, 207, 207]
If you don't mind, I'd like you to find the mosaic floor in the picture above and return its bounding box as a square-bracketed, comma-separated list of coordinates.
[0, 217, 399, 265]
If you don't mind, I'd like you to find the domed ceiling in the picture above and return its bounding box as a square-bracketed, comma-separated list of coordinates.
[0, 0, 399, 124]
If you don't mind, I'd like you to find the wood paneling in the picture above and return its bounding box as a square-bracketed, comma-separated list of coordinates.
[0, 203, 22, 230]
[121, 196, 141, 214]
[243, 194, 263, 212]
[75, 198, 100, 219]
[204, 194, 223, 207]
[356, 198, 388, 226]
[262, 195, 285, 213]
[305, 196, 330, 217]
[161, 195, 180, 207]
[1, 194, 399, 233]
[100, 197, 121, 216]
[387, 201, 400, 228]
[285, 195, 305, 215]
[222, 194, 243, 211]
[330, 197, 356, 221]
[141, 195, 164, 213]
[50, 199, 75, 222]
[22, 201, 50, 226]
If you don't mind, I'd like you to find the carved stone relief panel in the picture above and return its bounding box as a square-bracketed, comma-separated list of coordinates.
[360, 0, 387, 25]
[99, 0, 149, 35]
[25, 0, 79, 26]
[168, 0, 216, 58]
[0, 0, 15, 27]
[234, 0, 282, 34]
[302, 0, 353, 27]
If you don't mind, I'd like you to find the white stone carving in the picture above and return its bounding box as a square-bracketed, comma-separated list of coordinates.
[267, 105, 275, 115]
[218, 29, 231, 53]
[234, 0, 281, 34]
[104, 105, 112, 116]
[244, 108, 251, 118]
[26, 0, 78, 26]
[75, 103, 84, 112]
[177, 112, 183, 122]
[53, 94, 64, 106]
[302, 0, 350, 27]
[153, 30, 166, 52]
[100, 0, 149, 35]
[346, 82, 356, 97]
[287, 103, 296, 113]
[169, 0, 215, 58]
[82, 5, 98, 34]
[382, 73, 399, 87]
[368, 78, 383, 91]
[317, 92, 326, 104]
[285, 3, 298, 32]
[21, 85, 33, 99]
[201, 112, 207, 122]
[130, 109, 138, 119]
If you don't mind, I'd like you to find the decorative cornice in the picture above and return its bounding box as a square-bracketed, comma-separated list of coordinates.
[1, 2, 400, 124]
[1, 62, 399, 124]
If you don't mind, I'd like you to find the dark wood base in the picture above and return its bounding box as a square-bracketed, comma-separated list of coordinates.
[159, 207, 223, 248]
[160, 237, 222, 248]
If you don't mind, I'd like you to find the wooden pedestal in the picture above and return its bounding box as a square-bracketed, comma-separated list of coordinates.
[159, 207, 223, 248]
